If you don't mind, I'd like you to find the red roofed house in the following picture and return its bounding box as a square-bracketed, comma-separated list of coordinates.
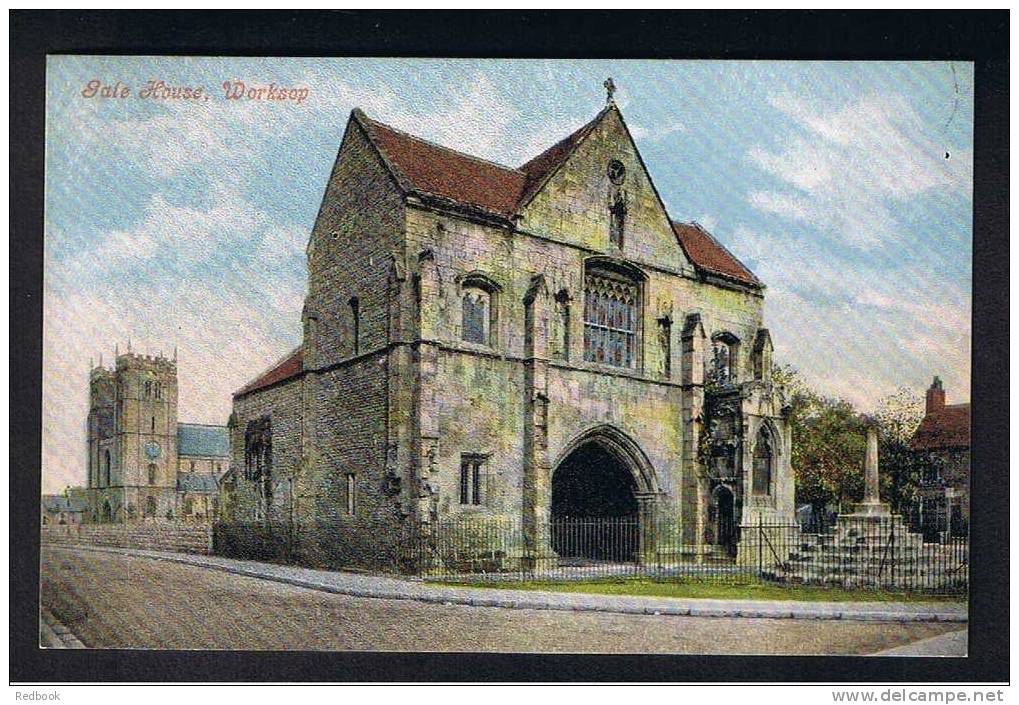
[911, 376, 971, 539]
[224, 84, 794, 572]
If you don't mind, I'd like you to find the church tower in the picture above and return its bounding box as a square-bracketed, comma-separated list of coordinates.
[87, 349, 179, 522]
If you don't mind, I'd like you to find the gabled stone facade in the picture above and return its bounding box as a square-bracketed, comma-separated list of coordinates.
[225, 92, 795, 572]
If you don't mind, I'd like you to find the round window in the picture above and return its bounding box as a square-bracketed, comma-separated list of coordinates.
[607, 159, 626, 185]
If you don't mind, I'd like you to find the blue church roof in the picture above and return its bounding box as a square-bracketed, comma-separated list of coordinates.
[177, 423, 229, 458]
[176, 473, 220, 494]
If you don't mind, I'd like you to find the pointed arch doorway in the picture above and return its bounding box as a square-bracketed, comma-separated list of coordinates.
[549, 425, 660, 563]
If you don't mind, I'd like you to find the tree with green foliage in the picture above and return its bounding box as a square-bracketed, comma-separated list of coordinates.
[773, 365, 866, 511]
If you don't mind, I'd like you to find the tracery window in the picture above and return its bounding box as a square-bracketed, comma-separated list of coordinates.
[583, 267, 638, 368]
[752, 426, 773, 495]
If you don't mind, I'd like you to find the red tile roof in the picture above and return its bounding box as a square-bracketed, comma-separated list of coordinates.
[518, 110, 605, 205]
[672, 221, 761, 287]
[354, 109, 762, 288]
[910, 403, 971, 451]
[357, 112, 528, 218]
[235, 348, 303, 397]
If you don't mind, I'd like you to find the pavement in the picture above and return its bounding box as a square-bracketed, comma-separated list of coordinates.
[42, 542, 967, 624]
[872, 628, 969, 656]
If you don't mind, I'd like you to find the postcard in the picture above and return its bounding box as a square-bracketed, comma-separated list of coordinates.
[40, 55, 972, 658]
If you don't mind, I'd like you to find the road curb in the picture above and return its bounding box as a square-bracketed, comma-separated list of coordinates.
[43, 543, 967, 624]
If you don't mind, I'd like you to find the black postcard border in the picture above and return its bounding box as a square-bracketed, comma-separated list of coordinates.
[10, 10, 1009, 684]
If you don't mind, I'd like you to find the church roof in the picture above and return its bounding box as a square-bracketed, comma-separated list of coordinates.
[910, 403, 971, 451]
[234, 347, 303, 398]
[354, 107, 762, 289]
[671, 221, 761, 287]
[177, 423, 230, 458]
[176, 472, 219, 494]
[42, 495, 86, 514]
[356, 110, 528, 218]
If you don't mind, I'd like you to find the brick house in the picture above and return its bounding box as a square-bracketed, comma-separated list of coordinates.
[910, 376, 970, 538]
[224, 89, 795, 572]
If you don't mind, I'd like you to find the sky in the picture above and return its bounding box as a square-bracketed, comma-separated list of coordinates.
[43, 58, 973, 493]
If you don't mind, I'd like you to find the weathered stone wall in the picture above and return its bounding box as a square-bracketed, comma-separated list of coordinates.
[223, 115, 411, 572]
[227, 375, 305, 523]
[41, 523, 212, 554]
[300, 355, 404, 570]
[518, 107, 694, 273]
[304, 115, 404, 370]
[400, 127, 772, 546]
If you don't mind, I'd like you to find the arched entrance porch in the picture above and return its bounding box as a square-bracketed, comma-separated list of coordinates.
[549, 425, 662, 563]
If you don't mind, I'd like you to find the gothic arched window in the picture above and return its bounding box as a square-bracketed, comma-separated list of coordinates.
[583, 261, 641, 369]
[147, 463, 157, 485]
[753, 426, 774, 495]
[104, 450, 111, 486]
[144, 496, 157, 517]
[460, 274, 499, 347]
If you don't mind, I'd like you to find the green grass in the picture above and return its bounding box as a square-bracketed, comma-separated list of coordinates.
[430, 577, 966, 603]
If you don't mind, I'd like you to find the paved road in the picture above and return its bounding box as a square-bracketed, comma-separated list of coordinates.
[40, 546, 960, 654]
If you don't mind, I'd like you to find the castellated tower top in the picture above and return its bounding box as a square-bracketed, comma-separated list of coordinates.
[115, 350, 177, 372]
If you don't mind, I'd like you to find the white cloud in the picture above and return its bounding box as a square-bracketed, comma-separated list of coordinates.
[746, 92, 972, 248]
[629, 120, 686, 143]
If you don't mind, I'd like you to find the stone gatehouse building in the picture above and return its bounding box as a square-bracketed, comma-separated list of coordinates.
[87, 349, 229, 523]
[225, 88, 794, 571]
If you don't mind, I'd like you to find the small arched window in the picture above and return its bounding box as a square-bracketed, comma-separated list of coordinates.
[460, 274, 499, 347]
[104, 450, 112, 486]
[753, 426, 774, 495]
[144, 496, 157, 517]
[711, 333, 740, 386]
[147, 463, 157, 485]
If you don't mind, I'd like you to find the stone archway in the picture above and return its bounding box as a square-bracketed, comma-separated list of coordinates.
[549, 425, 661, 562]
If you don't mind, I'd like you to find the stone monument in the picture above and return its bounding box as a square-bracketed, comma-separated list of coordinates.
[845, 424, 892, 519]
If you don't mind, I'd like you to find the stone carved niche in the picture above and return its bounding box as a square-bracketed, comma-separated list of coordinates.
[700, 399, 741, 482]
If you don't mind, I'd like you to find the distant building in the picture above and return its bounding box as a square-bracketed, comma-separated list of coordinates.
[41, 493, 87, 525]
[87, 349, 229, 523]
[910, 376, 970, 538]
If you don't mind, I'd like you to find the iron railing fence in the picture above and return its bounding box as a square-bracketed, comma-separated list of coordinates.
[417, 516, 969, 595]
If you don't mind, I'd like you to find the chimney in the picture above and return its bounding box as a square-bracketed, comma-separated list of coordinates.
[926, 375, 946, 414]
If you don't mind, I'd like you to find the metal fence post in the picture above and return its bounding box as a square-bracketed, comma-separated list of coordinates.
[757, 516, 763, 576]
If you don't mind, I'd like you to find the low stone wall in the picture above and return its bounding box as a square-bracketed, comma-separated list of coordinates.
[41, 523, 212, 555]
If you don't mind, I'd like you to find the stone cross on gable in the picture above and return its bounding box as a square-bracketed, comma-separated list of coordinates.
[603, 77, 616, 105]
